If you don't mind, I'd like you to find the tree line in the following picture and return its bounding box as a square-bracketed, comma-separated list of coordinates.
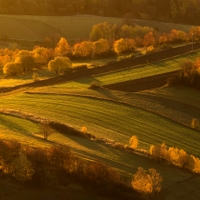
[1, 21, 200, 77]
[0, 0, 200, 25]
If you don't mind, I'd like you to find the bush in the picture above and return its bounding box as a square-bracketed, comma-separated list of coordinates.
[88, 81, 101, 89]
[129, 135, 138, 149]
[191, 118, 199, 130]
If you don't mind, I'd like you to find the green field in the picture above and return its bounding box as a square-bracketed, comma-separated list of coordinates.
[1, 92, 200, 158]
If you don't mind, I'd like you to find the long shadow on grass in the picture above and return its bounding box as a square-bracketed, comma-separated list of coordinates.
[93, 87, 120, 101]
[0, 114, 35, 136]
[74, 77, 102, 86]
[56, 133, 108, 153]
[135, 93, 200, 120]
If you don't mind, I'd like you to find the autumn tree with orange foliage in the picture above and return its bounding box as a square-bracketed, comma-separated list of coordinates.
[92, 38, 110, 56]
[114, 38, 135, 54]
[72, 41, 93, 57]
[143, 32, 156, 48]
[131, 167, 163, 196]
[54, 37, 71, 57]
[32, 46, 53, 68]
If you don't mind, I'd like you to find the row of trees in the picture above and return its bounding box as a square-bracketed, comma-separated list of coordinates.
[150, 143, 200, 173]
[90, 22, 200, 47]
[129, 135, 200, 174]
[1, 0, 200, 25]
[2, 23, 200, 77]
[0, 36, 135, 76]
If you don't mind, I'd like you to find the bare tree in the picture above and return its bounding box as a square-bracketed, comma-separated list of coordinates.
[41, 122, 53, 140]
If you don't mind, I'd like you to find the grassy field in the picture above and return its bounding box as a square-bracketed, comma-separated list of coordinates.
[0, 15, 121, 41]
[1, 92, 200, 158]
[140, 87, 200, 109]
[0, 15, 60, 41]
[0, 15, 192, 42]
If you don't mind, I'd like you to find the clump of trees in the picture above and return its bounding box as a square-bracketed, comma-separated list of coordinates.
[131, 167, 163, 196]
[167, 58, 200, 89]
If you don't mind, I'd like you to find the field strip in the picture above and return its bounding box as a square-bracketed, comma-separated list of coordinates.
[26, 91, 200, 130]
[1, 93, 200, 157]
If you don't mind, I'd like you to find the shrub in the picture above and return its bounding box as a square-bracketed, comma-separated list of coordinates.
[191, 118, 199, 130]
[129, 135, 138, 149]
[81, 126, 87, 133]
[88, 81, 101, 89]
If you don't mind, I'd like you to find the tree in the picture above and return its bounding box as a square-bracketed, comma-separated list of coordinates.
[54, 37, 71, 57]
[72, 41, 93, 57]
[3, 62, 23, 76]
[150, 143, 168, 161]
[129, 135, 138, 149]
[40, 123, 53, 140]
[15, 50, 35, 73]
[168, 147, 188, 167]
[131, 167, 163, 195]
[92, 38, 110, 56]
[12, 151, 35, 182]
[32, 46, 53, 68]
[143, 32, 156, 47]
[89, 22, 116, 41]
[48, 56, 72, 74]
[114, 38, 127, 54]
